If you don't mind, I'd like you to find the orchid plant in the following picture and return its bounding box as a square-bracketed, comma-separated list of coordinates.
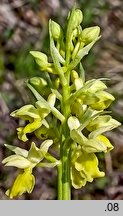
[2, 8, 121, 200]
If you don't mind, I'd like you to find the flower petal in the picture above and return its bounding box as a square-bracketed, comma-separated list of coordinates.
[68, 116, 80, 130]
[2, 155, 31, 169]
[96, 135, 114, 152]
[6, 169, 35, 199]
[71, 166, 86, 189]
[4, 144, 28, 158]
[11, 105, 40, 119]
[17, 119, 42, 142]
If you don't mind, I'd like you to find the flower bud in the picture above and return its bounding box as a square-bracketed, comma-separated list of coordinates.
[54, 77, 60, 89]
[50, 20, 62, 40]
[72, 28, 78, 41]
[71, 26, 82, 42]
[80, 26, 100, 45]
[30, 51, 50, 70]
[71, 70, 79, 82]
[68, 116, 80, 130]
[47, 93, 56, 107]
[29, 77, 47, 89]
[29, 77, 49, 96]
[68, 9, 83, 31]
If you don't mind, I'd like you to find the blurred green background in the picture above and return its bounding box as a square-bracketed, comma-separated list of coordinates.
[0, 0, 123, 200]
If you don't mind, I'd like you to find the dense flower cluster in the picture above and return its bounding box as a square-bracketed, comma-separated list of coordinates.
[2, 8, 121, 199]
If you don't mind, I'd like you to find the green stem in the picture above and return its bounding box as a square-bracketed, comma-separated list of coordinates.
[62, 148, 71, 200]
[57, 163, 62, 200]
[60, 82, 71, 200]
[54, 11, 72, 199]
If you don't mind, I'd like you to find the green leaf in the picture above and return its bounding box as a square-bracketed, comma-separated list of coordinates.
[79, 63, 85, 84]
[27, 82, 47, 101]
[45, 152, 59, 163]
[27, 83, 65, 122]
[51, 88, 62, 101]
[42, 119, 49, 128]
[50, 39, 65, 64]
[51, 106, 65, 122]
[67, 38, 100, 71]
